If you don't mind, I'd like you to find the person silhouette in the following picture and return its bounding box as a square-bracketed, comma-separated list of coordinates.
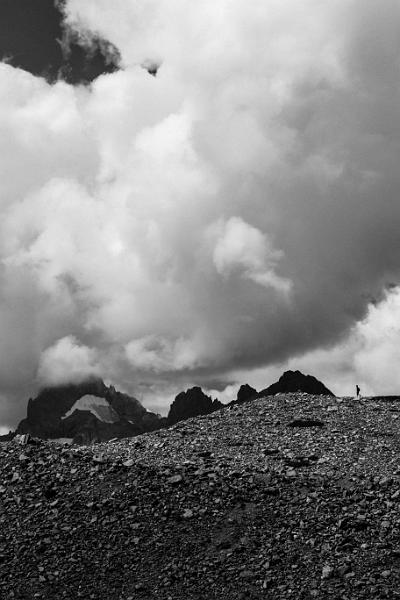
[356, 385, 360, 398]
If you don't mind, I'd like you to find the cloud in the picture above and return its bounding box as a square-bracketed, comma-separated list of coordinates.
[125, 335, 199, 373]
[227, 288, 400, 399]
[38, 336, 101, 385]
[210, 216, 291, 294]
[0, 1, 400, 426]
[352, 289, 400, 395]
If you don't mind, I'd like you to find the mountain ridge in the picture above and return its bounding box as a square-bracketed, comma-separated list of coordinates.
[16, 378, 163, 443]
[11, 369, 334, 443]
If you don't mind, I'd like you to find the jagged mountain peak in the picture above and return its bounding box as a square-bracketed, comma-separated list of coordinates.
[16, 377, 162, 443]
[167, 386, 223, 425]
[260, 370, 334, 397]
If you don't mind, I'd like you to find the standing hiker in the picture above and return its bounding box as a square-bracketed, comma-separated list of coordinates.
[356, 385, 360, 398]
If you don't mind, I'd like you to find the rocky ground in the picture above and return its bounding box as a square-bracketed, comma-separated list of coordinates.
[1, 393, 400, 599]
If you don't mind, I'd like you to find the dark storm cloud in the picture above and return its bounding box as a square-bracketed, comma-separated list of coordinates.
[0, 0, 119, 84]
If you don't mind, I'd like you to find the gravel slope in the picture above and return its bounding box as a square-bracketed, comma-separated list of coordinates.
[1, 393, 400, 599]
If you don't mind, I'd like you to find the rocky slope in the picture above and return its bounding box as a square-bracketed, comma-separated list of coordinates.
[1, 393, 400, 599]
[16, 379, 163, 443]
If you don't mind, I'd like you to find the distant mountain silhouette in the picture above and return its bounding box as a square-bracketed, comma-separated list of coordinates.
[236, 384, 258, 403]
[12, 370, 334, 443]
[259, 370, 334, 397]
[16, 378, 163, 443]
[167, 387, 222, 425]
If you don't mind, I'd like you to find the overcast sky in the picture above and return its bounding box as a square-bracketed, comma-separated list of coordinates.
[0, 0, 400, 429]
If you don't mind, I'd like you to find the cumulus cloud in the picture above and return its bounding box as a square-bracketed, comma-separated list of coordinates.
[210, 216, 291, 294]
[1, 0, 400, 426]
[352, 289, 400, 395]
[227, 288, 400, 399]
[125, 335, 199, 373]
[38, 336, 101, 386]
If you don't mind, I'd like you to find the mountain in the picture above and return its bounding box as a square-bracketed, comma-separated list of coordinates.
[13, 371, 333, 443]
[236, 383, 258, 403]
[259, 370, 334, 396]
[16, 378, 164, 443]
[167, 386, 223, 425]
[2, 392, 400, 598]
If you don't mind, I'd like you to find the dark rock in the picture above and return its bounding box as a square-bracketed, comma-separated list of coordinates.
[0, 430, 15, 442]
[43, 486, 57, 500]
[263, 448, 280, 456]
[236, 384, 258, 403]
[16, 378, 164, 443]
[288, 418, 325, 428]
[264, 487, 280, 496]
[284, 456, 311, 468]
[167, 474, 183, 485]
[259, 370, 334, 397]
[167, 387, 222, 425]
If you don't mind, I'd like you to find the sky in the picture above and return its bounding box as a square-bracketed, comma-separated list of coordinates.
[0, 0, 400, 429]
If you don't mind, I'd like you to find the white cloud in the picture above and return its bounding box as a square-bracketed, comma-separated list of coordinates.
[125, 335, 199, 373]
[229, 288, 400, 398]
[1, 1, 400, 425]
[211, 216, 291, 294]
[38, 336, 101, 385]
[352, 289, 400, 395]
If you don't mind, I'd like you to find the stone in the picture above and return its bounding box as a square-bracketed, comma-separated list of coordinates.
[288, 418, 325, 428]
[14, 434, 31, 446]
[167, 474, 183, 485]
[321, 565, 334, 580]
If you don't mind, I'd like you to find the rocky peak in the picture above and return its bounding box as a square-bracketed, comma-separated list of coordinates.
[236, 384, 258, 403]
[259, 370, 334, 397]
[16, 378, 163, 443]
[167, 386, 223, 425]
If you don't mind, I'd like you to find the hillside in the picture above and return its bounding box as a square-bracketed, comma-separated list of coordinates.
[1, 393, 400, 599]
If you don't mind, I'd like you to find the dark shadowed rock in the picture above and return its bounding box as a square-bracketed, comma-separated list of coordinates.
[259, 370, 334, 397]
[16, 378, 164, 443]
[0, 430, 14, 442]
[236, 384, 258, 403]
[167, 387, 222, 425]
[288, 418, 325, 428]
